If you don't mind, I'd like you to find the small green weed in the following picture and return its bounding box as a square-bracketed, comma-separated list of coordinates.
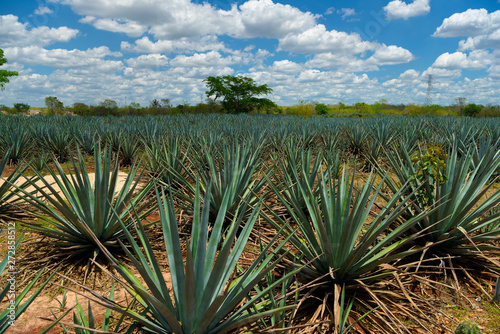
[454, 320, 481, 334]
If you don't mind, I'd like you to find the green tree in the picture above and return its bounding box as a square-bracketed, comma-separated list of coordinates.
[95, 99, 118, 115]
[315, 103, 329, 115]
[72, 102, 90, 115]
[0, 48, 18, 90]
[99, 99, 118, 109]
[45, 96, 64, 115]
[13, 103, 30, 113]
[463, 103, 482, 117]
[204, 75, 274, 113]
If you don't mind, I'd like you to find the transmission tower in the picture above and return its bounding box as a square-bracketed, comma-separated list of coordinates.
[425, 74, 433, 105]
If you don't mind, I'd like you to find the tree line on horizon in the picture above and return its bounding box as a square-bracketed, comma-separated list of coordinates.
[1, 96, 498, 118]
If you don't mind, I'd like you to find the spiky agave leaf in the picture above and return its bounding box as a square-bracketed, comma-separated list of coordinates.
[144, 136, 190, 188]
[382, 141, 500, 256]
[0, 150, 38, 224]
[265, 163, 437, 285]
[0, 227, 57, 333]
[87, 183, 299, 334]
[17, 144, 155, 260]
[41, 128, 72, 163]
[175, 142, 271, 220]
[264, 161, 442, 333]
[268, 147, 328, 220]
[0, 123, 33, 166]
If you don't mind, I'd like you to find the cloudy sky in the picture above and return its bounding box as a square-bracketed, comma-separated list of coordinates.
[1, 0, 499, 108]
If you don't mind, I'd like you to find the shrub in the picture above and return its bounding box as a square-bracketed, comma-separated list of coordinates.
[463, 103, 482, 117]
[45, 96, 64, 115]
[13, 103, 30, 113]
[72, 102, 91, 116]
[315, 103, 329, 115]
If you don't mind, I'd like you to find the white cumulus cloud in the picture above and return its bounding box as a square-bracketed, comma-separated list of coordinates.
[79, 16, 148, 37]
[368, 45, 414, 65]
[4, 46, 122, 71]
[121, 36, 226, 54]
[169, 51, 237, 68]
[52, 0, 318, 40]
[399, 69, 420, 80]
[0, 15, 79, 47]
[432, 50, 492, 70]
[433, 9, 500, 38]
[277, 24, 376, 54]
[125, 54, 169, 69]
[384, 0, 430, 20]
[34, 6, 54, 15]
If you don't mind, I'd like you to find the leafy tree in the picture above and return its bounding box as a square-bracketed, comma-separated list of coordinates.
[149, 99, 161, 109]
[315, 103, 329, 115]
[72, 102, 90, 115]
[463, 103, 482, 117]
[0, 48, 18, 90]
[13, 103, 30, 113]
[99, 99, 118, 109]
[45, 96, 64, 115]
[148, 98, 172, 114]
[160, 98, 171, 108]
[204, 75, 274, 113]
[93, 99, 118, 116]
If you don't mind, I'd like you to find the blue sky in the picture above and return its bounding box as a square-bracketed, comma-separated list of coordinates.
[1, 0, 499, 107]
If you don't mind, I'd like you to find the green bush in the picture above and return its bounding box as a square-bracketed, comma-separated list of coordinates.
[45, 96, 64, 115]
[13, 103, 29, 113]
[463, 103, 482, 117]
[315, 103, 329, 115]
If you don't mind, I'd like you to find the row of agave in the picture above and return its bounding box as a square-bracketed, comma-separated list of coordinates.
[1, 115, 500, 333]
[2, 114, 500, 166]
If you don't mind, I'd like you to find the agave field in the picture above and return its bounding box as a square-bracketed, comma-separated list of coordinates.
[1, 113, 500, 333]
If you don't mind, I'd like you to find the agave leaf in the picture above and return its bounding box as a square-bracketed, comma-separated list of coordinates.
[267, 158, 440, 285]
[16, 144, 155, 259]
[85, 182, 299, 334]
[494, 277, 500, 302]
[383, 140, 500, 255]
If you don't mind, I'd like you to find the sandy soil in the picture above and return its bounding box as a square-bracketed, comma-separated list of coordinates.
[3, 172, 131, 201]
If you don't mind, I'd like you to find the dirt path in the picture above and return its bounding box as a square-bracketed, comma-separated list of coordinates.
[4, 172, 131, 200]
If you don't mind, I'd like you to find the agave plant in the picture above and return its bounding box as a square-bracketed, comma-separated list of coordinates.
[266, 163, 435, 285]
[264, 161, 439, 331]
[144, 137, 190, 187]
[381, 141, 500, 256]
[0, 150, 38, 224]
[0, 227, 56, 333]
[41, 128, 72, 163]
[343, 121, 369, 157]
[470, 137, 500, 177]
[80, 184, 298, 334]
[104, 128, 123, 153]
[0, 123, 33, 165]
[176, 142, 270, 219]
[17, 144, 155, 261]
[29, 149, 48, 173]
[269, 147, 328, 219]
[74, 128, 99, 156]
[365, 118, 397, 166]
[117, 135, 140, 166]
